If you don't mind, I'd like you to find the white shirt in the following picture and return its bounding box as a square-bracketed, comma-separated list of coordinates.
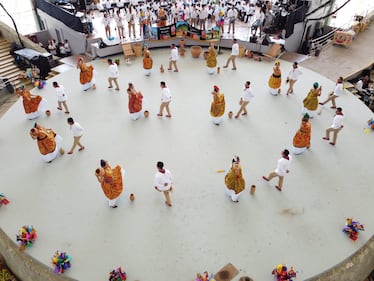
[114, 14, 124, 26]
[288, 67, 302, 81]
[275, 156, 291, 177]
[55, 85, 67, 102]
[161, 87, 172, 102]
[231, 43, 239, 56]
[333, 83, 344, 97]
[70, 122, 84, 137]
[242, 87, 254, 102]
[108, 63, 119, 78]
[170, 47, 179, 61]
[154, 169, 173, 191]
[102, 16, 111, 27]
[199, 8, 208, 19]
[331, 114, 344, 129]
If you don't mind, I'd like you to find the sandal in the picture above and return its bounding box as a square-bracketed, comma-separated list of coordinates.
[67, 151, 73, 155]
[275, 185, 282, 191]
[57, 107, 62, 110]
[165, 201, 172, 207]
[157, 114, 163, 117]
[78, 146, 85, 151]
[166, 115, 172, 118]
[262, 176, 269, 181]
[64, 111, 70, 114]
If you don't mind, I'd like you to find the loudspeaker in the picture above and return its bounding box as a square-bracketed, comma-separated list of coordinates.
[249, 36, 257, 43]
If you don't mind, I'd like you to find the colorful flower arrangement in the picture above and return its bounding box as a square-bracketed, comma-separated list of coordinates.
[51, 251, 71, 274]
[34, 79, 46, 90]
[16, 225, 37, 251]
[342, 218, 365, 241]
[272, 264, 296, 281]
[195, 271, 215, 281]
[0, 193, 10, 207]
[368, 118, 374, 130]
[109, 267, 127, 281]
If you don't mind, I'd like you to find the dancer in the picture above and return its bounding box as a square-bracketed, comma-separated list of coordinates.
[29, 123, 63, 163]
[102, 12, 111, 38]
[157, 81, 172, 118]
[206, 42, 217, 75]
[143, 46, 153, 76]
[107, 58, 120, 91]
[235, 81, 254, 118]
[292, 114, 311, 154]
[168, 44, 179, 72]
[67, 117, 85, 154]
[323, 107, 344, 146]
[127, 83, 143, 120]
[76, 57, 96, 91]
[286, 62, 302, 95]
[268, 60, 282, 95]
[16, 85, 47, 120]
[95, 160, 124, 208]
[53, 81, 70, 114]
[154, 161, 173, 207]
[302, 82, 322, 118]
[319, 77, 345, 108]
[223, 39, 239, 70]
[225, 155, 246, 203]
[210, 85, 225, 125]
[114, 10, 125, 40]
[262, 149, 292, 191]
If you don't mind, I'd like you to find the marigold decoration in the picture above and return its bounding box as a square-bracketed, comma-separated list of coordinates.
[16, 225, 37, 251]
[0, 193, 10, 206]
[272, 264, 296, 281]
[52, 251, 71, 274]
[342, 218, 365, 241]
[109, 267, 127, 281]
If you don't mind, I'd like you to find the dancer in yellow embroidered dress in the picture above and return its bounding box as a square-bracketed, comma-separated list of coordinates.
[292, 114, 311, 154]
[268, 61, 282, 95]
[210, 85, 225, 125]
[302, 82, 322, 118]
[225, 155, 246, 202]
[206, 42, 217, 75]
[76, 57, 96, 91]
[95, 160, 124, 208]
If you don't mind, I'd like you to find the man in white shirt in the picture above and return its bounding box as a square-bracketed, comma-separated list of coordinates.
[107, 58, 120, 91]
[168, 44, 179, 72]
[67, 117, 85, 154]
[227, 6, 238, 34]
[286, 62, 302, 95]
[235, 81, 254, 118]
[157, 81, 172, 117]
[263, 149, 292, 191]
[323, 107, 344, 145]
[319, 76, 345, 108]
[223, 38, 239, 70]
[154, 161, 174, 207]
[199, 5, 208, 30]
[53, 81, 70, 114]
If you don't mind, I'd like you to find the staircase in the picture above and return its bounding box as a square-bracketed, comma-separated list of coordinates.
[0, 37, 30, 90]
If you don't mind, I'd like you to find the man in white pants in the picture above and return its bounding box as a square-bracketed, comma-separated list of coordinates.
[262, 149, 292, 191]
[157, 81, 172, 117]
[235, 81, 254, 118]
[168, 44, 179, 72]
[154, 161, 174, 207]
[107, 58, 120, 91]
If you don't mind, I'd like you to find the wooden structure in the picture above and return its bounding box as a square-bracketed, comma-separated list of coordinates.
[262, 43, 282, 61]
[122, 43, 135, 60]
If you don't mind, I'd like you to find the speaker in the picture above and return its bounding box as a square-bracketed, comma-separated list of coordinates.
[250, 36, 257, 43]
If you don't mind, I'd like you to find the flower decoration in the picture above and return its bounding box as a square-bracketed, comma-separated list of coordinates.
[52, 251, 71, 274]
[109, 267, 127, 281]
[0, 194, 10, 207]
[342, 218, 365, 241]
[195, 271, 215, 281]
[16, 225, 37, 251]
[272, 264, 296, 281]
[368, 118, 374, 130]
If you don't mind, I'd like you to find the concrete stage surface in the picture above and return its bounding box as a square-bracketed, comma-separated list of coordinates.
[0, 49, 373, 281]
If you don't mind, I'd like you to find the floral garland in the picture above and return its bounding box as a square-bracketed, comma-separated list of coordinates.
[52, 251, 71, 274]
[109, 267, 127, 281]
[16, 225, 37, 251]
[195, 271, 215, 281]
[0, 193, 10, 206]
[342, 218, 365, 241]
[272, 264, 296, 281]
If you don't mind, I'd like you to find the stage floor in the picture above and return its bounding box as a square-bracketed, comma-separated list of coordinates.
[0, 49, 373, 281]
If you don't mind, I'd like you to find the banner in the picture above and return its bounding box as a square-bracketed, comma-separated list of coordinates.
[152, 22, 221, 41]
